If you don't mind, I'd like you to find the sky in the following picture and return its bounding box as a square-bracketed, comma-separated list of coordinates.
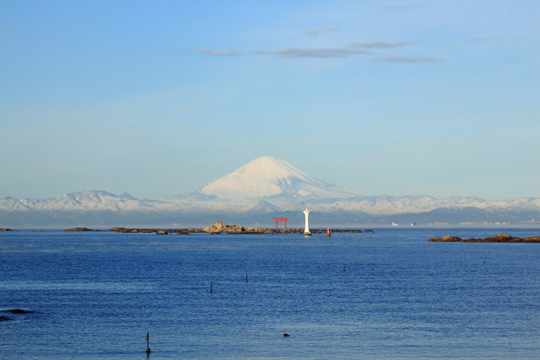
[1, 0, 539, 201]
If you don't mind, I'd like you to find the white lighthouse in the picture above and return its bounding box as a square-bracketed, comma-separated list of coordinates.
[303, 208, 311, 236]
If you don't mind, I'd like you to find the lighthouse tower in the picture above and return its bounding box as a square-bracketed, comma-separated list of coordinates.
[303, 208, 311, 236]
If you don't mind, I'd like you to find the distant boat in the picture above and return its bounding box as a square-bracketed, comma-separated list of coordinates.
[392, 222, 399, 227]
[411, 223, 417, 226]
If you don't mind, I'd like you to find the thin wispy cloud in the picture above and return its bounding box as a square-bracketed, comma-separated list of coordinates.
[188, 41, 438, 62]
[187, 47, 241, 56]
[255, 47, 369, 58]
[380, 56, 441, 63]
[350, 41, 407, 49]
[306, 27, 339, 36]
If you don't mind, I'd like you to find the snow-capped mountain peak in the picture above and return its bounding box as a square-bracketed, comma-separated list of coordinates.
[198, 156, 360, 201]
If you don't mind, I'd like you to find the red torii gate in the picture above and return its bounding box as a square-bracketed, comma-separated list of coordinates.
[273, 217, 289, 230]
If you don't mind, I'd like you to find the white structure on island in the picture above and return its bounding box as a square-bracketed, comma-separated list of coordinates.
[303, 208, 311, 236]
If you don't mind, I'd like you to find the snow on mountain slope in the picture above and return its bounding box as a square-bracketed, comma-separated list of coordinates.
[0, 190, 183, 212]
[183, 156, 361, 202]
[0, 197, 33, 211]
[323, 195, 441, 215]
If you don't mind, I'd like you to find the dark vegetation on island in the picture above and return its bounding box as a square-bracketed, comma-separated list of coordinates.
[65, 222, 371, 235]
[429, 234, 540, 243]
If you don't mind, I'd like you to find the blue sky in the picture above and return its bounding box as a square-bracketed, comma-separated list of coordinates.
[1, 0, 539, 200]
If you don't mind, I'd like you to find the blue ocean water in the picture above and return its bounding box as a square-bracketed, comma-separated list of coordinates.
[1, 228, 539, 359]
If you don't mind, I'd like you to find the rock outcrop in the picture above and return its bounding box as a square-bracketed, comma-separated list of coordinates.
[428, 236, 462, 242]
[6, 309, 33, 314]
[0, 309, 34, 322]
[202, 222, 277, 234]
[107, 227, 190, 235]
[65, 227, 94, 231]
[429, 234, 540, 243]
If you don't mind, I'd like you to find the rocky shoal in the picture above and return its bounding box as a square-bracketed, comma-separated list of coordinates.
[429, 234, 540, 243]
[65, 222, 370, 235]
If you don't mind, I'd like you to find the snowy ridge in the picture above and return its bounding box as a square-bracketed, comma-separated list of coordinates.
[0, 190, 185, 212]
[2, 191, 539, 216]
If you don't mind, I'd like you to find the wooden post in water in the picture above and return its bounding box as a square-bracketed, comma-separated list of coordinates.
[246, 274, 249, 283]
[146, 332, 151, 354]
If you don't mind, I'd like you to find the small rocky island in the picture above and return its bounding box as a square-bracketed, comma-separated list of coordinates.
[429, 234, 540, 243]
[64, 227, 97, 232]
[65, 222, 369, 235]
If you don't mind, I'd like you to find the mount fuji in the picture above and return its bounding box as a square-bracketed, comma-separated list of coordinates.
[167, 156, 362, 211]
[1, 156, 539, 227]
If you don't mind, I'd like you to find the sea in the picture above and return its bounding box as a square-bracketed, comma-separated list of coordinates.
[1, 227, 539, 359]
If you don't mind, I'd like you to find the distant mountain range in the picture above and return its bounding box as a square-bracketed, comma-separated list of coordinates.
[1, 156, 539, 228]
